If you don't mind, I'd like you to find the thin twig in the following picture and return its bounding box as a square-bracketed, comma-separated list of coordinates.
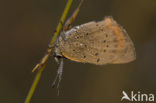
[24, 0, 73, 103]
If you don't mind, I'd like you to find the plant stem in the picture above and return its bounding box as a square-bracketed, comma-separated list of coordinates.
[24, 0, 73, 103]
[24, 65, 45, 103]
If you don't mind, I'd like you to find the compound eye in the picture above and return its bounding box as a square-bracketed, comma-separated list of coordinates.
[53, 53, 63, 63]
[53, 52, 62, 58]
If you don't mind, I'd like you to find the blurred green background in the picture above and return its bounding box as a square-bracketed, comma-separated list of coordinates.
[1, 0, 156, 103]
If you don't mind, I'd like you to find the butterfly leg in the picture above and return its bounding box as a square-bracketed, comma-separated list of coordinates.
[52, 57, 64, 95]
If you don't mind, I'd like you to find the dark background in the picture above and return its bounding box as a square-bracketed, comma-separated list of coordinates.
[1, 0, 156, 103]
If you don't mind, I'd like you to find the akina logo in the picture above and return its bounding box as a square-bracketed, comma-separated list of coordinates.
[121, 91, 155, 102]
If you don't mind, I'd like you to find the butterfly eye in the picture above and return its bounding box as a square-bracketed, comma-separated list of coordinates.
[53, 52, 62, 59]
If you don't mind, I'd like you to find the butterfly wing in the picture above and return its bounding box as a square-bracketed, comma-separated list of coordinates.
[58, 17, 136, 65]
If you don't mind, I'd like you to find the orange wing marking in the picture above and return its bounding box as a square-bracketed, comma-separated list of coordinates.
[114, 27, 123, 48]
[105, 18, 123, 49]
